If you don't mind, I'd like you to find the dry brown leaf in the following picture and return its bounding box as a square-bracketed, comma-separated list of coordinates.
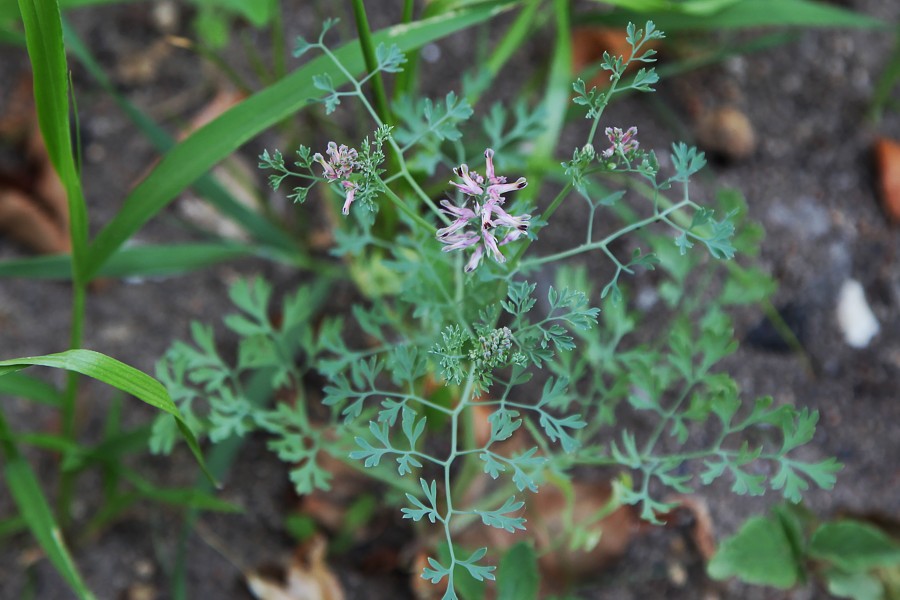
[445, 480, 639, 597]
[0, 74, 36, 141]
[0, 187, 69, 254]
[246, 535, 344, 600]
[26, 120, 70, 233]
[0, 73, 71, 255]
[659, 495, 717, 562]
[874, 137, 900, 224]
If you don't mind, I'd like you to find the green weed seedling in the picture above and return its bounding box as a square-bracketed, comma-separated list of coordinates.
[153, 19, 839, 599]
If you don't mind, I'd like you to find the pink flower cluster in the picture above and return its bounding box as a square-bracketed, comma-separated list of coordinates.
[313, 142, 360, 215]
[437, 149, 531, 272]
[601, 126, 639, 161]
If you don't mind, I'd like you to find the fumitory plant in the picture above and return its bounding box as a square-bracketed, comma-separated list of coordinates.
[153, 19, 840, 598]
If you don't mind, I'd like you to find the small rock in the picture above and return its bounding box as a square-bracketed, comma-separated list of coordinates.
[151, 1, 179, 34]
[122, 583, 157, 600]
[695, 106, 756, 162]
[836, 279, 880, 348]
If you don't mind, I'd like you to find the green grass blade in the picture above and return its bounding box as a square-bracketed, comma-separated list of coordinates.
[119, 469, 240, 512]
[4, 459, 96, 599]
[484, 0, 540, 80]
[520, 0, 570, 205]
[0, 242, 263, 280]
[593, 0, 886, 30]
[84, 0, 518, 280]
[0, 0, 140, 21]
[0, 350, 216, 486]
[0, 372, 62, 406]
[17, 0, 88, 285]
[0, 411, 95, 600]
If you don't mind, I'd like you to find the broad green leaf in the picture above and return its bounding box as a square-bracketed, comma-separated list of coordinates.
[810, 521, 900, 572]
[825, 569, 884, 600]
[84, 1, 518, 279]
[708, 514, 802, 588]
[0, 350, 215, 485]
[497, 542, 539, 600]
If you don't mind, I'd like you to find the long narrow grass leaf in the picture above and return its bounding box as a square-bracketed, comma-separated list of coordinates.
[0, 350, 216, 486]
[593, 0, 886, 31]
[0, 242, 261, 280]
[17, 0, 88, 284]
[0, 410, 95, 599]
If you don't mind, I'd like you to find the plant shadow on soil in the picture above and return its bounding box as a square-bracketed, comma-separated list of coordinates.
[1, 1, 899, 598]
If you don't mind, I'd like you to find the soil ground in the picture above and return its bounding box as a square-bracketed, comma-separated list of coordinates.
[0, 1, 898, 599]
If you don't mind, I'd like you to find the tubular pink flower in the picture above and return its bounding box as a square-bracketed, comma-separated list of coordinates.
[464, 245, 485, 272]
[440, 231, 481, 252]
[486, 177, 528, 202]
[488, 203, 531, 235]
[437, 199, 477, 239]
[481, 228, 505, 263]
[314, 141, 360, 216]
[312, 153, 338, 180]
[341, 181, 358, 215]
[484, 148, 505, 184]
[450, 163, 485, 196]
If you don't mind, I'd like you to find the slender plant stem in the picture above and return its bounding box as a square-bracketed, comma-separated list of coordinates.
[56, 282, 86, 527]
[520, 199, 691, 270]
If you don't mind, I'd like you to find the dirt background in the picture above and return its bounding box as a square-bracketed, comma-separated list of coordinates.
[0, 0, 899, 598]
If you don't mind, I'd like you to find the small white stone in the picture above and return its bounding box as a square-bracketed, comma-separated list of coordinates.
[836, 279, 880, 348]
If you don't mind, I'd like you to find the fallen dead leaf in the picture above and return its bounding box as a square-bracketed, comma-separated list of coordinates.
[246, 535, 344, 600]
[439, 479, 639, 598]
[874, 136, 900, 224]
[0, 72, 71, 255]
[0, 187, 69, 254]
[659, 495, 717, 562]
